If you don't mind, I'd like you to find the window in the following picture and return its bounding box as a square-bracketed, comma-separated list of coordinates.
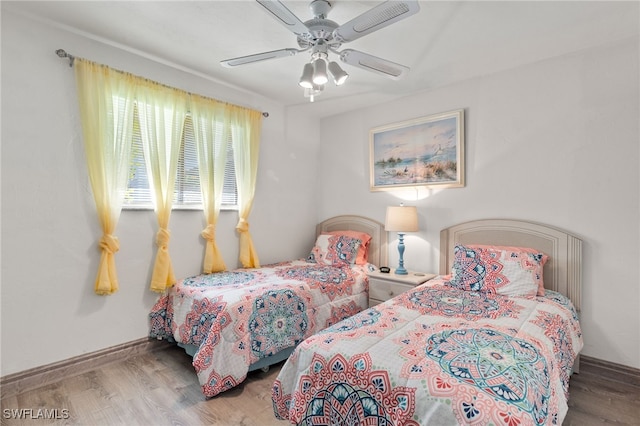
[124, 105, 237, 209]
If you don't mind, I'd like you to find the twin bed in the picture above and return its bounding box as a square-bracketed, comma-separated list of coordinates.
[149, 215, 388, 397]
[150, 215, 583, 425]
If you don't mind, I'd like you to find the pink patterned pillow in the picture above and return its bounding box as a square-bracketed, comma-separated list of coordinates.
[308, 234, 362, 266]
[326, 231, 372, 265]
[447, 244, 548, 297]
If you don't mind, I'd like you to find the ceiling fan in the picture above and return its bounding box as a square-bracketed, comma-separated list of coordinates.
[221, 0, 420, 100]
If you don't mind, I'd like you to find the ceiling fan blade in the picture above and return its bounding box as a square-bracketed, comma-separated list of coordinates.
[256, 0, 310, 37]
[221, 48, 299, 67]
[339, 49, 409, 80]
[333, 0, 420, 43]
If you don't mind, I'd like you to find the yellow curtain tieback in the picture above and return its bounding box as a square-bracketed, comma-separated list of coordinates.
[236, 218, 250, 233]
[201, 224, 216, 241]
[99, 234, 120, 254]
[156, 228, 171, 249]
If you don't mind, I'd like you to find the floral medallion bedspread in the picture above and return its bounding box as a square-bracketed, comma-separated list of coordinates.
[272, 279, 583, 425]
[149, 260, 370, 398]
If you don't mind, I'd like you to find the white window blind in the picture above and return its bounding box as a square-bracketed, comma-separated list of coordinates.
[124, 103, 237, 209]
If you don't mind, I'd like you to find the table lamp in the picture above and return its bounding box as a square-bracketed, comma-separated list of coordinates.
[385, 204, 419, 275]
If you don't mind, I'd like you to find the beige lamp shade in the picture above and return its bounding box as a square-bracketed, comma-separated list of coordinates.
[385, 205, 419, 232]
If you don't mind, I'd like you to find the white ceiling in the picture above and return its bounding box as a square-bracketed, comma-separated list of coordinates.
[5, 1, 639, 117]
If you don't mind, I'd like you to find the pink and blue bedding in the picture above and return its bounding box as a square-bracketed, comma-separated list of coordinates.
[272, 277, 583, 425]
[149, 259, 372, 398]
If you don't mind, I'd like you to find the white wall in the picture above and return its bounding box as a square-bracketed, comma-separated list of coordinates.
[2, 7, 638, 376]
[316, 38, 640, 369]
[0, 11, 321, 376]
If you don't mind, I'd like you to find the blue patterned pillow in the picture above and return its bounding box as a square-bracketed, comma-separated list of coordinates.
[448, 245, 487, 291]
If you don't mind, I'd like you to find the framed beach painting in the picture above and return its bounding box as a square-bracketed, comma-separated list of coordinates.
[369, 109, 465, 191]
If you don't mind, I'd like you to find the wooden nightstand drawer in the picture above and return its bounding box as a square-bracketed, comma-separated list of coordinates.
[370, 279, 415, 301]
[366, 270, 436, 307]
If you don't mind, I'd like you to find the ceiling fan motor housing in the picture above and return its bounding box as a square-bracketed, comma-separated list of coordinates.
[296, 0, 342, 49]
[297, 18, 340, 49]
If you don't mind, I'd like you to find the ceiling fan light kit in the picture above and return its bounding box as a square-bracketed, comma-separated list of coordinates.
[221, 0, 420, 101]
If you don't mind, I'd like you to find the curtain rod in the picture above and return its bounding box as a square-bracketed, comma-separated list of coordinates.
[55, 49, 269, 118]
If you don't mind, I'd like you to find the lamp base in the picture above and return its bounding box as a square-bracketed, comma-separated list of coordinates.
[395, 267, 408, 275]
[395, 232, 408, 275]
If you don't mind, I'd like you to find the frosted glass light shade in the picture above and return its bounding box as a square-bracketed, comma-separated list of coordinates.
[312, 59, 328, 85]
[328, 61, 349, 85]
[299, 63, 314, 89]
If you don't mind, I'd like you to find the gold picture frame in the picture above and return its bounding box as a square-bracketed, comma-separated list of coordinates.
[369, 109, 465, 191]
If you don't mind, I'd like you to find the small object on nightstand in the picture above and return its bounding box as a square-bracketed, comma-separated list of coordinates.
[414, 273, 425, 276]
[379, 266, 390, 273]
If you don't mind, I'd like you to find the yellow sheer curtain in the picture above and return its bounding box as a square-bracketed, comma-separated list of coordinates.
[74, 59, 136, 295]
[190, 94, 228, 273]
[230, 107, 263, 268]
[136, 81, 188, 293]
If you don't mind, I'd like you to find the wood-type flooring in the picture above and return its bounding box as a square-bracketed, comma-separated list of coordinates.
[1, 345, 638, 425]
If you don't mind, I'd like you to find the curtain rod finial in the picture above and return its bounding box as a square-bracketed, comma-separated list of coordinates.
[55, 49, 75, 67]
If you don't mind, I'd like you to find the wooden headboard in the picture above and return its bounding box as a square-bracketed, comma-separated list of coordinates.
[317, 215, 388, 268]
[440, 219, 583, 312]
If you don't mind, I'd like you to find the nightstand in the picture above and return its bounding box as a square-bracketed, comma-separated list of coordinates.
[367, 269, 437, 307]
